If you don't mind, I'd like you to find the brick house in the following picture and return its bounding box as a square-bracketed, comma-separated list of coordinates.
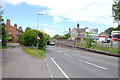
[4, 19, 23, 42]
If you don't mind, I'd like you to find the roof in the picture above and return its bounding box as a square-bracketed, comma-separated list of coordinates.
[5, 25, 23, 33]
[98, 32, 110, 36]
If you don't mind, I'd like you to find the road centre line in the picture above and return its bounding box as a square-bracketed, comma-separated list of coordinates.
[63, 53, 72, 58]
[78, 59, 107, 70]
[45, 58, 54, 79]
[51, 58, 71, 80]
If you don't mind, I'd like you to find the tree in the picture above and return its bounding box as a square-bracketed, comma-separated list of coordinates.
[52, 34, 60, 39]
[105, 27, 116, 35]
[64, 33, 70, 39]
[85, 32, 92, 48]
[38, 31, 46, 50]
[112, 0, 120, 22]
[19, 29, 37, 46]
[2, 27, 7, 46]
[25, 27, 32, 31]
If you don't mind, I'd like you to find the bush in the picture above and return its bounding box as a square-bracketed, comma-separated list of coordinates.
[6, 37, 13, 42]
[19, 29, 37, 46]
[2, 27, 7, 46]
[19, 29, 50, 51]
[85, 32, 92, 48]
[38, 31, 46, 50]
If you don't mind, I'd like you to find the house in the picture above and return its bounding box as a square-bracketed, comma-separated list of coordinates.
[98, 32, 110, 42]
[4, 19, 23, 42]
[69, 23, 98, 42]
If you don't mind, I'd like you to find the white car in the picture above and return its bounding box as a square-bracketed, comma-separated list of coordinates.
[50, 41, 55, 45]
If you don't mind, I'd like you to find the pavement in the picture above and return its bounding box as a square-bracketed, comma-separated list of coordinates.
[2, 43, 50, 78]
[2, 43, 119, 79]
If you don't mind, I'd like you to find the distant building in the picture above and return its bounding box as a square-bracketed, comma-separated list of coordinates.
[4, 19, 23, 42]
[98, 32, 110, 42]
[69, 23, 98, 41]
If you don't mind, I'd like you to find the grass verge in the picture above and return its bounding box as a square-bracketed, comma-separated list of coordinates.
[22, 46, 45, 58]
[75, 42, 120, 54]
[0, 46, 7, 49]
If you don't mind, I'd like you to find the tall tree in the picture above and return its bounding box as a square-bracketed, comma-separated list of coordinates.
[105, 27, 116, 35]
[25, 27, 32, 31]
[112, 0, 120, 22]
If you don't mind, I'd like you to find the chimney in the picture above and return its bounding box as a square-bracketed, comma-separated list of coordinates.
[14, 24, 17, 29]
[77, 23, 79, 28]
[19, 26, 23, 31]
[6, 19, 10, 25]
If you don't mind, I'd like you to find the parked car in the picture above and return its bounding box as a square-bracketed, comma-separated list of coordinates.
[92, 37, 99, 42]
[101, 37, 112, 43]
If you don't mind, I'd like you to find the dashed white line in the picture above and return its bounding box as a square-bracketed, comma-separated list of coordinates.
[51, 58, 70, 80]
[63, 53, 72, 58]
[78, 59, 107, 70]
[45, 58, 54, 79]
[57, 51, 61, 53]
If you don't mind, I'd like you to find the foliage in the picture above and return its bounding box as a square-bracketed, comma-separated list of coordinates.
[19, 29, 37, 46]
[25, 27, 32, 31]
[40, 31, 50, 41]
[22, 46, 45, 58]
[52, 34, 61, 39]
[2, 27, 7, 47]
[104, 25, 120, 35]
[6, 37, 13, 42]
[19, 28, 50, 50]
[52, 33, 70, 39]
[18, 33, 25, 45]
[85, 32, 92, 48]
[105, 27, 116, 35]
[64, 33, 70, 39]
[75, 42, 119, 54]
[37, 31, 46, 50]
[112, 0, 120, 22]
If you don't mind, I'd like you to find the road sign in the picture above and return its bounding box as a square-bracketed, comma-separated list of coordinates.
[37, 36, 40, 40]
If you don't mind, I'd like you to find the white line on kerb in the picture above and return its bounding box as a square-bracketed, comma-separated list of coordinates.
[63, 53, 72, 58]
[78, 59, 107, 70]
[45, 58, 54, 79]
[51, 58, 70, 80]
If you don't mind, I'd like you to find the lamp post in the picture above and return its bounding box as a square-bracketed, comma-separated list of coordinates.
[37, 13, 43, 54]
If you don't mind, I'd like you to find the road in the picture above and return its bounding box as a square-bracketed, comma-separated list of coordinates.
[2, 43, 118, 79]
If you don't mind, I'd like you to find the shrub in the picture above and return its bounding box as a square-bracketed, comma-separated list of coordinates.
[2, 27, 7, 46]
[6, 37, 13, 42]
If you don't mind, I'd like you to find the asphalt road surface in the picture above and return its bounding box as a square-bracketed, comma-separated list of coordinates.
[2, 43, 118, 79]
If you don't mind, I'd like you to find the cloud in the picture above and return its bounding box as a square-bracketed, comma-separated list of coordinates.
[5, 0, 117, 26]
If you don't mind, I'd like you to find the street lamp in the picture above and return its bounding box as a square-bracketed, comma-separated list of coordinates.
[36, 13, 43, 53]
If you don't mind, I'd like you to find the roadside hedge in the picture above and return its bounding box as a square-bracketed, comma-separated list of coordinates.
[19, 29, 50, 50]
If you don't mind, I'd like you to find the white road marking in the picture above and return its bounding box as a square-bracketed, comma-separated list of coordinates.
[45, 58, 54, 79]
[63, 53, 72, 58]
[78, 59, 107, 70]
[50, 48, 54, 49]
[57, 51, 61, 53]
[51, 58, 70, 80]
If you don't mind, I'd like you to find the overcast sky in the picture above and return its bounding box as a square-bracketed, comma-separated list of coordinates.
[2, 0, 118, 37]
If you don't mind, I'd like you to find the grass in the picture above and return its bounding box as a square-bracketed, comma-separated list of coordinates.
[22, 46, 46, 58]
[75, 42, 120, 54]
[0, 46, 7, 49]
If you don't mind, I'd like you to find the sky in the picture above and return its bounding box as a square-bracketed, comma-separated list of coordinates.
[1, 0, 118, 37]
